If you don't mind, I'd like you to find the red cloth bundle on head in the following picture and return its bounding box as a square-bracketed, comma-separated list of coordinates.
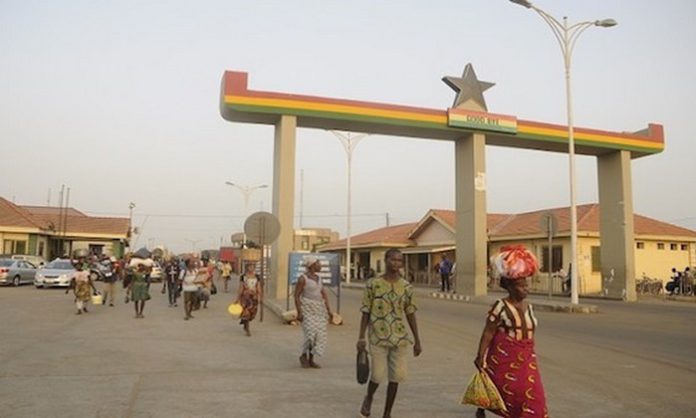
[493, 245, 538, 280]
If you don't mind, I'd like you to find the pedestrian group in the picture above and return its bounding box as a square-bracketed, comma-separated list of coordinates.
[64, 246, 547, 418]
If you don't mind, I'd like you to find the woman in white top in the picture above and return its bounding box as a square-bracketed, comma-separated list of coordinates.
[294, 255, 333, 368]
[180, 258, 203, 320]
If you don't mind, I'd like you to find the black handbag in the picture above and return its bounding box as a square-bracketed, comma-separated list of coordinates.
[211, 283, 218, 295]
[356, 348, 370, 384]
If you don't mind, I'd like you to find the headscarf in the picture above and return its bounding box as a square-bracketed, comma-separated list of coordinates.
[491, 245, 538, 280]
[303, 255, 319, 268]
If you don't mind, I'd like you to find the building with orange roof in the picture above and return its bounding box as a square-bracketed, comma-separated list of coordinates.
[319, 204, 696, 295]
[0, 197, 129, 260]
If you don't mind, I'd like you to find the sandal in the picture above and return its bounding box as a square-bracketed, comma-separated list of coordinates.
[299, 354, 310, 368]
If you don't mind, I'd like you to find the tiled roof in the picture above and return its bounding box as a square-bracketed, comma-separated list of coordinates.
[0, 197, 129, 237]
[0, 197, 44, 229]
[37, 214, 130, 236]
[22, 206, 87, 217]
[409, 209, 516, 238]
[319, 222, 417, 251]
[324, 204, 696, 248]
[488, 203, 696, 238]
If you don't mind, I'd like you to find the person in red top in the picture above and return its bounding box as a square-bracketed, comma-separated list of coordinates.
[474, 246, 548, 418]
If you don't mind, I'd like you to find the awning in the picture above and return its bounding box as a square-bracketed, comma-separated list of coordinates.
[401, 245, 455, 255]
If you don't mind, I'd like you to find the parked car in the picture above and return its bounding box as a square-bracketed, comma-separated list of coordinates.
[12, 254, 46, 267]
[34, 259, 76, 288]
[0, 258, 38, 286]
[0, 254, 46, 267]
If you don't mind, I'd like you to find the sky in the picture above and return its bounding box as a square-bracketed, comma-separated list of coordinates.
[2, 0, 695, 254]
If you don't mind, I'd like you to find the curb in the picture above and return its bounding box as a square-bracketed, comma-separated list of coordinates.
[426, 290, 599, 313]
[262, 298, 289, 322]
[311, 283, 599, 314]
[429, 291, 471, 302]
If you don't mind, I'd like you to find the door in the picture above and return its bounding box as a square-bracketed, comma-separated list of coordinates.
[20, 261, 36, 284]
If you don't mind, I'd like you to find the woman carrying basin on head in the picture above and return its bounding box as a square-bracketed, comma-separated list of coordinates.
[66, 260, 97, 315]
[473, 245, 548, 418]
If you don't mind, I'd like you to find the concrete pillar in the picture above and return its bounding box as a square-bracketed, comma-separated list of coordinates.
[271, 115, 297, 300]
[455, 132, 487, 296]
[597, 150, 636, 301]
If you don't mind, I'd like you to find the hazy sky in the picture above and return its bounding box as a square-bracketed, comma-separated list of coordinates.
[2, 0, 695, 254]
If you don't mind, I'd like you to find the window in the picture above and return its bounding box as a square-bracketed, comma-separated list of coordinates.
[376, 260, 382, 273]
[670, 243, 678, 251]
[38, 242, 45, 257]
[301, 237, 309, 250]
[591, 246, 601, 272]
[681, 244, 688, 251]
[636, 242, 644, 249]
[657, 243, 665, 250]
[540, 245, 563, 273]
[3, 239, 27, 254]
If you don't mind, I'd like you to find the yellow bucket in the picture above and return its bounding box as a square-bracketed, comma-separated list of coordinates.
[228, 303, 242, 317]
[91, 293, 103, 305]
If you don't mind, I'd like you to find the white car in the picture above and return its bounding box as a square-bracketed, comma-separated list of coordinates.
[150, 262, 163, 282]
[34, 259, 76, 288]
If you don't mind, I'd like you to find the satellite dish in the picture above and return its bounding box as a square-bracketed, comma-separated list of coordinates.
[244, 212, 281, 245]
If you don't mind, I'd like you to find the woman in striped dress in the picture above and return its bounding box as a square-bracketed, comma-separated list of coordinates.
[294, 255, 333, 369]
[474, 246, 548, 418]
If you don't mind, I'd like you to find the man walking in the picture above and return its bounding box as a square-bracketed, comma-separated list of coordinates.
[357, 248, 422, 418]
[162, 259, 181, 307]
[100, 256, 118, 307]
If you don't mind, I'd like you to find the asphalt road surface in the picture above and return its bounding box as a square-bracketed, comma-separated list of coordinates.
[0, 283, 693, 417]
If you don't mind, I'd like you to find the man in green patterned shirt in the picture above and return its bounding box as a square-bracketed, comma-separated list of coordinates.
[357, 248, 422, 418]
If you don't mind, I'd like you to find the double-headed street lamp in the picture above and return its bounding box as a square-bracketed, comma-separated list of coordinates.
[330, 131, 369, 285]
[224, 181, 268, 245]
[509, 0, 617, 304]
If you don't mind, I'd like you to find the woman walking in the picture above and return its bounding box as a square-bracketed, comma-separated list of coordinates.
[294, 255, 333, 368]
[66, 261, 96, 315]
[197, 259, 214, 309]
[474, 246, 548, 418]
[234, 262, 262, 336]
[127, 263, 151, 319]
[181, 258, 203, 320]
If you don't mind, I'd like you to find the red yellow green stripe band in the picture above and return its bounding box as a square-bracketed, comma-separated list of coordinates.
[221, 71, 663, 154]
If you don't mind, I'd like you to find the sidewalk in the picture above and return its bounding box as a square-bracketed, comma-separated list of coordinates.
[264, 281, 599, 320]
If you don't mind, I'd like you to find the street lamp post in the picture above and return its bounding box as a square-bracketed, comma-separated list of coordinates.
[509, 0, 617, 305]
[127, 202, 135, 253]
[330, 131, 368, 284]
[224, 181, 269, 245]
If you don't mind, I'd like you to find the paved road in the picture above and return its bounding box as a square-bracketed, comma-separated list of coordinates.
[0, 283, 694, 417]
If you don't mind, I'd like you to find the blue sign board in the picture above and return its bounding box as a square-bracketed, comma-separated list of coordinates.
[288, 252, 340, 287]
